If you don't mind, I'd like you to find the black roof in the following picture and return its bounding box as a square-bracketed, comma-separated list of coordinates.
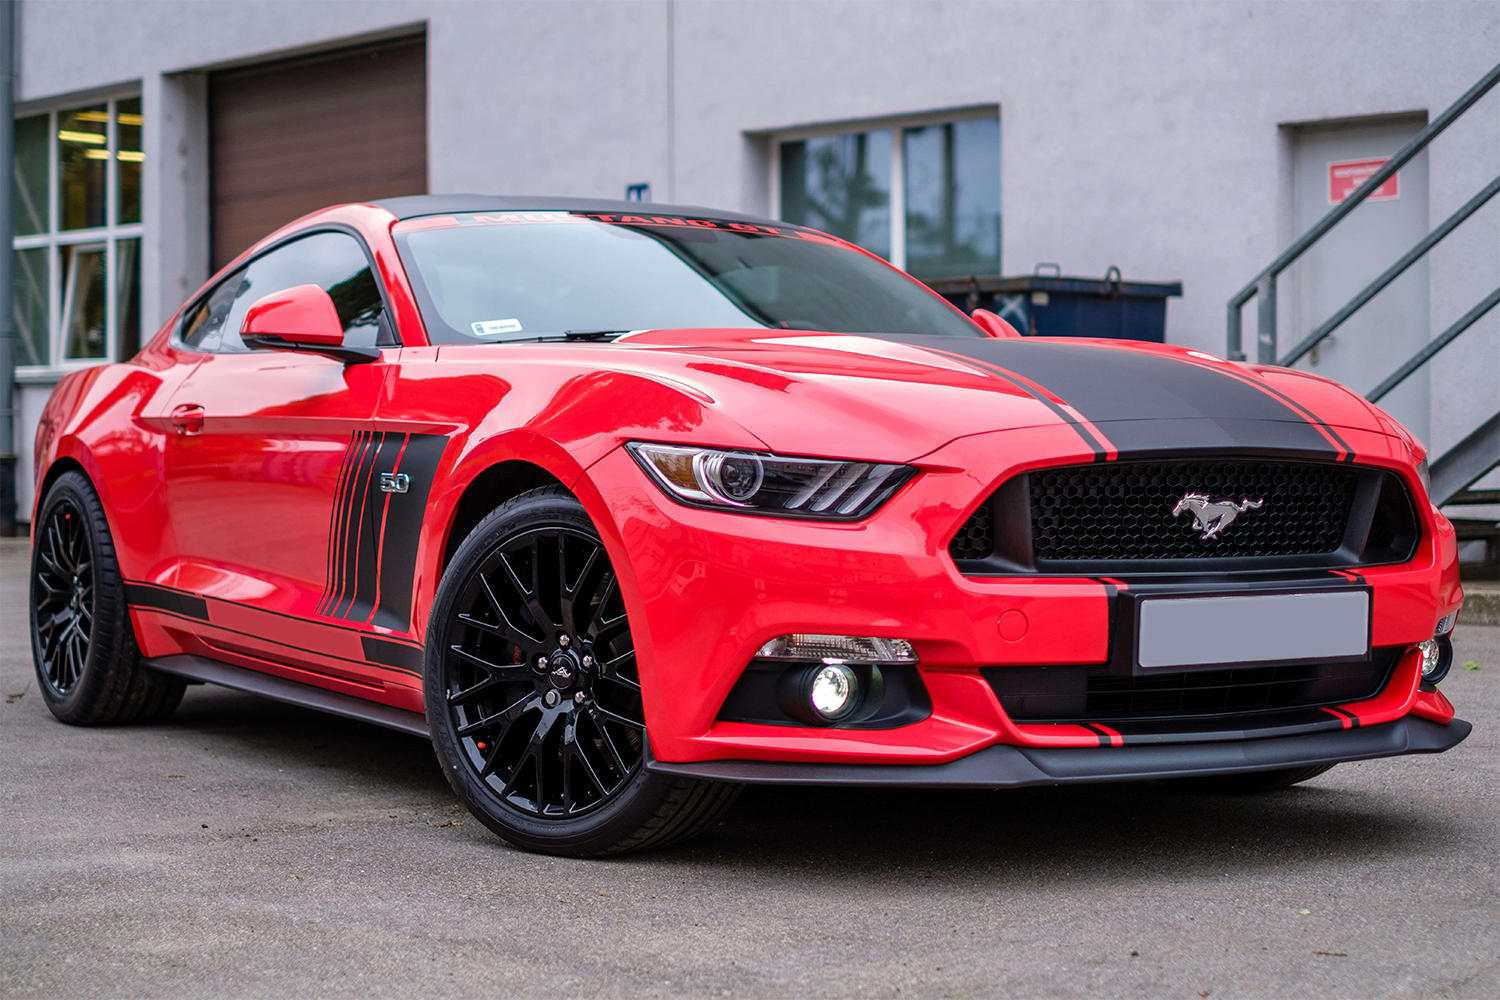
[373, 194, 776, 225]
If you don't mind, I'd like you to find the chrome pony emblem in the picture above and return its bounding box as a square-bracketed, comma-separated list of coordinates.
[1172, 493, 1264, 541]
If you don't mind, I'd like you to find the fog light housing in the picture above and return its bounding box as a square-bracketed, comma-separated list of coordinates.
[1419, 611, 1457, 688]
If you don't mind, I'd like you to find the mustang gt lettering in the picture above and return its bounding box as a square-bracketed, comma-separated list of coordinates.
[1173, 492, 1266, 540]
[27, 195, 1468, 857]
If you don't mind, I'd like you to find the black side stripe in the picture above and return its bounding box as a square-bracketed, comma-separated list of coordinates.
[361, 635, 425, 673]
[319, 430, 447, 633]
[125, 582, 209, 622]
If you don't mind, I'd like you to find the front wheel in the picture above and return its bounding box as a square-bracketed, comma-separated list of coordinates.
[425, 486, 740, 856]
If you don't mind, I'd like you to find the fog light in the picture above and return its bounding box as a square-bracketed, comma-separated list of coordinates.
[809, 664, 858, 721]
[1419, 635, 1454, 686]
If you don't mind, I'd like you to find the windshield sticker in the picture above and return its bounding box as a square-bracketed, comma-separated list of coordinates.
[472, 319, 524, 337]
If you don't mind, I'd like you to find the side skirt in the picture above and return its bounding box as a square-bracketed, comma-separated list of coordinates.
[145, 654, 430, 739]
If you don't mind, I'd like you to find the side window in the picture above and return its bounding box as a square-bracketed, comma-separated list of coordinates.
[180, 231, 392, 354]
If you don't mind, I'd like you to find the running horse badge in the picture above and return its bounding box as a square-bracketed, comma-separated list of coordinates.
[1172, 493, 1265, 541]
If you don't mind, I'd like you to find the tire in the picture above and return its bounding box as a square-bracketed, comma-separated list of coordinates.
[30, 470, 186, 725]
[1166, 763, 1337, 794]
[425, 485, 741, 856]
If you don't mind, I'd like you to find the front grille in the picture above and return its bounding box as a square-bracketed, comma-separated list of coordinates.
[1031, 460, 1356, 562]
[984, 650, 1398, 723]
[946, 457, 1425, 571]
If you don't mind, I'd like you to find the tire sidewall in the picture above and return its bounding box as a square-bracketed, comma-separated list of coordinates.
[424, 488, 679, 855]
[30, 471, 131, 721]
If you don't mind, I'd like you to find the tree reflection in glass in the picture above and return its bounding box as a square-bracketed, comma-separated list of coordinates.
[903, 118, 1000, 281]
[780, 131, 892, 259]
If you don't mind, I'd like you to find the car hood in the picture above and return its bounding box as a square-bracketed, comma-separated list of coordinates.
[595, 329, 1400, 464]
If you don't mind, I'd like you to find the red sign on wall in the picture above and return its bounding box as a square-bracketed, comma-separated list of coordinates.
[1328, 158, 1400, 204]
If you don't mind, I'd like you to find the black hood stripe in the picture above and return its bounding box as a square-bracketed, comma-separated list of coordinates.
[900, 336, 1344, 460]
[923, 345, 1117, 461]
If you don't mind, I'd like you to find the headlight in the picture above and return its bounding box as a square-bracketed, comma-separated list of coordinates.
[627, 443, 915, 519]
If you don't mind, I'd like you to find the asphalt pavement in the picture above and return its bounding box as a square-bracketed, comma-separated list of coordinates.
[3, 535, 1498, 999]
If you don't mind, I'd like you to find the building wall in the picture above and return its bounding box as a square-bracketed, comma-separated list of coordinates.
[12, 0, 1500, 515]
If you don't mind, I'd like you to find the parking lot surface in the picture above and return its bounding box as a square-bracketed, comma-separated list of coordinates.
[2, 535, 1498, 999]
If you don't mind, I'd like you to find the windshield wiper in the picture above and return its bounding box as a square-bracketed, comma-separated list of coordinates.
[563, 329, 627, 341]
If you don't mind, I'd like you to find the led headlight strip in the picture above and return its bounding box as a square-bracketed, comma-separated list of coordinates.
[627, 442, 915, 520]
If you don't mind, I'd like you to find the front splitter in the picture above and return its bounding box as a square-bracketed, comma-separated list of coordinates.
[647, 716, 1471, 787]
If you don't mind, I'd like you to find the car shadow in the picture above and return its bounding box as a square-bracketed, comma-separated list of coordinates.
[157, 685, 1448, 884]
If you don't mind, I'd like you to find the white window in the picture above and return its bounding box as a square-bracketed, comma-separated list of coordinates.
[770, 108, 1000, 281]
[12, 94, 144, 371]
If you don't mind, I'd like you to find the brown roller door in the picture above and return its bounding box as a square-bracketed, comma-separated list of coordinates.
[210, 37, 427, 271]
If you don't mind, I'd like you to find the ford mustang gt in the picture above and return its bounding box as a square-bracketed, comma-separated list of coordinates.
[29, 195, 1468, 855]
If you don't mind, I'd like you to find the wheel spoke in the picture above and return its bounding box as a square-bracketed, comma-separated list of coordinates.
[455, 691, 533, 738]
[591, 702, 645, 730]
[587, 707, 631, 776]
[497, 547, 553, 638]
[597, 649, 641, 692]
[449, 644, 530, 677]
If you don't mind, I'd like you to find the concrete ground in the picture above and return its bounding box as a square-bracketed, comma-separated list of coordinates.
[2, 534, 1498, 1000]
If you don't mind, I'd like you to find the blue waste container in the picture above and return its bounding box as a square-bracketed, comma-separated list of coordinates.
[925, 265, 1182, 342]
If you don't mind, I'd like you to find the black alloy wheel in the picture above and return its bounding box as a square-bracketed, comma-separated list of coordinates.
[427, 487, 741, 856]
[29, 470, 186, 725]
[33, 495, 94, 696]
[444, 523, 645, 816]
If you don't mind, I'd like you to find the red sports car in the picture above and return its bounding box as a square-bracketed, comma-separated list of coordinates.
[30, 196, 1468, 856]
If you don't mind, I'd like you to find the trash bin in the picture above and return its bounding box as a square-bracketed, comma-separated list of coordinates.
[924, 264, 1183, 342]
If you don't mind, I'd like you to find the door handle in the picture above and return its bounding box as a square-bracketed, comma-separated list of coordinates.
[170, 403, 205, 436]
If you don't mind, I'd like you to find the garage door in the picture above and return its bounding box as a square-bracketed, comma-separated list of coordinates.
[210, 37, 427, 271]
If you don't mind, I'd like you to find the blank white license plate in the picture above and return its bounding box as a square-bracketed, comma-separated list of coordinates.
[1137, 590, 1369, 670]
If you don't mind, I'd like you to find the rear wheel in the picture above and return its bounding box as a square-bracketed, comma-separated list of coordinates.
[1166, 763, 1337, 794]
[30, 471, 186, 725]
[425, 486, 740, 856]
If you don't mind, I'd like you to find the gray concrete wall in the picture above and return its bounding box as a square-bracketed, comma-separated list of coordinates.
[12, 0, 1500, 514]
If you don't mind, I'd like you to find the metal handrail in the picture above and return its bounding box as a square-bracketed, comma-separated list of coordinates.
[1280, 174, 1500, 367]
[1367, 284, 1500, 403]
[1226, 61, 1500, 362]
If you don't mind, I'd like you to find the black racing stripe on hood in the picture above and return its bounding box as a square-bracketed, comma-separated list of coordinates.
[898, 336, 1343, 459]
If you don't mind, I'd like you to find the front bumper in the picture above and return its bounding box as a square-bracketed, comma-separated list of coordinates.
[649, 715, 1471, 787]
[577, 429, 1464, 765]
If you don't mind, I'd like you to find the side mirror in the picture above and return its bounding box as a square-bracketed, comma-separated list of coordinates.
[971, 308, 1023, 339]
[241, 284, 378, 363]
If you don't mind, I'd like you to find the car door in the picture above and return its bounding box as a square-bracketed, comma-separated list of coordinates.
[160, 230, 400, 683]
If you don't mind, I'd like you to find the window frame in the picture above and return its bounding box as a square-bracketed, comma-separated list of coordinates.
[171, 223, 401, 355]
[767, 105, 1000, 274]
[12, 87, 144, 375]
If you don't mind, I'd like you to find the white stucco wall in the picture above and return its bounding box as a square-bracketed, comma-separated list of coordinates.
[11, 0, 1500, 515]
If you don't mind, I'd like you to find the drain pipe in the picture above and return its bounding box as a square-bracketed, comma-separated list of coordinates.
[0, 0, 15, 537]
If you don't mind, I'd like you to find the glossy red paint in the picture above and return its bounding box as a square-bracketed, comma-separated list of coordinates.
[30, 201, 1466, 765]
[242, 283, 346, 346]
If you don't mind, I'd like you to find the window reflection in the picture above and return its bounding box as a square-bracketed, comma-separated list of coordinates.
[779, 131, 892, 259]
[116, 237, 142, 358]
[117, 97, 143, 224]
[13, 115, 48, 236]
[62, 244, 107, 359]
[13, 248, 48, 366]
[59, 105, 108, 230]
[903, 118, 1000, 280]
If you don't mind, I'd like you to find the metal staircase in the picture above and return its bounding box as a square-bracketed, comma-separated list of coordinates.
[1226, 62, 1500, 532]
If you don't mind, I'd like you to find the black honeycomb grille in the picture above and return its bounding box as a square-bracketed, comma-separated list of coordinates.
[948, 501, 994, 560]
[1029, 460, 1358, 563]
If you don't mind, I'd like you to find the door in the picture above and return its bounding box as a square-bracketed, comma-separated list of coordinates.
[162, 230, 397, 680]
[1287, 115, 1430, 443]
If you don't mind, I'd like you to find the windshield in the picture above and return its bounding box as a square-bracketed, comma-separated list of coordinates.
[392, 212, 982, 343]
